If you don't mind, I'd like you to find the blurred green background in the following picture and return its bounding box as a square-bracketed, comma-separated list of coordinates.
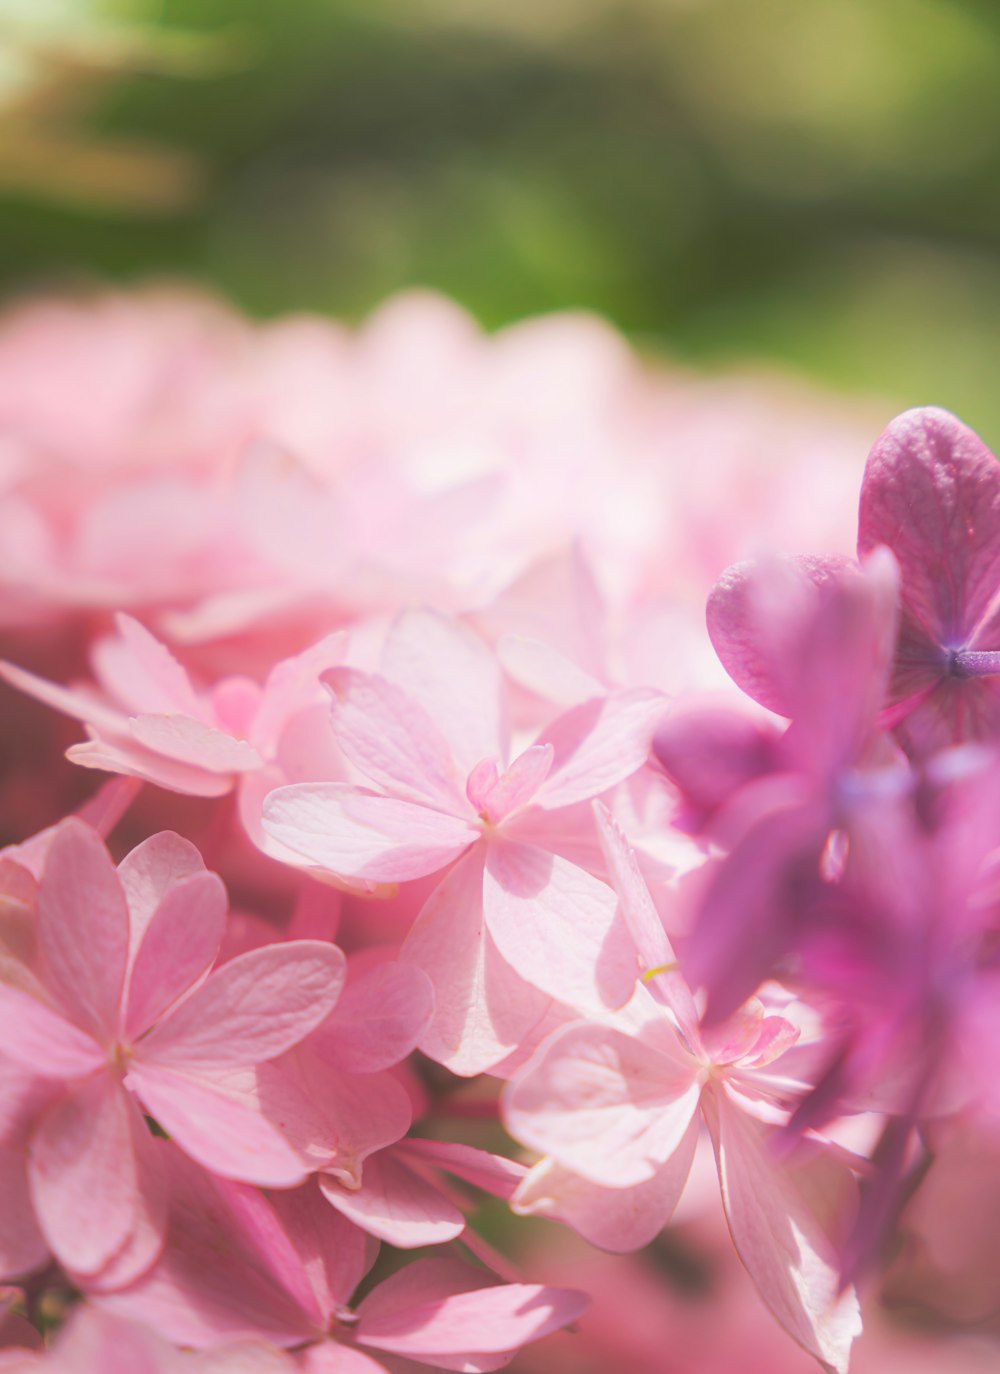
[3, 0, 1000, 432]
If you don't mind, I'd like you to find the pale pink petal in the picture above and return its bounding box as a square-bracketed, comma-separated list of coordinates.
[496, 633, 605, 708]
[534, 689, 665, 811]
[380, 610, 505, 775]
[482, 840, 636, 1012]
[313, 962, 434, 1074]
[140, 941, 345, 1069]
[706, 1087, 862, 1374]
[592, 801, 699, 1037]
[29, 1077, 138, 1275]
[355, 1257, 588, 1359]
[252, 631, 348, 756]
[117, 831, 207, 955]
[128, 716, 263, 773]
[401, 850, 550, 1077]
[0, 1145, 49, 1279]
[263, 784, 478, 883]
[0, 659, 129, 737]
[66, 735, 237, 798]
[0, 985, 104, 1078]
[96, 614, 205, 718]
[37, 819, 129, 1040]
[397, 1139, 526, 1200]
[503, 1023, 701, 1187]
[322, 667, 465, 810]
[197, 1341, 301, 1373]
[125, 870, 227, 1040]
[479, 745, 553, 824]
[512, 1120, 698, 1251]
[128, 1064, 310, 1187]
[319, 1149, 465, 1247]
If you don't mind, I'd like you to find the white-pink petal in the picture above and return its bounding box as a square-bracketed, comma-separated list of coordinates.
[503, 1022, 701, 1188]
[322, 667, 465, 810]
[263, 784, 478, 883]
[319, 1150, 465, 1247]
[534, 688, 665, 811]
[706, 1087, 862, 1374]
[401, 850, 550, 1077]
[116, 830, 207, 956]
[482, 840, 636, 1012]
[128, 715, 263, 773]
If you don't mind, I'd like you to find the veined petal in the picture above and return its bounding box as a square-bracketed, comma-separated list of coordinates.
[534, 688, 665, 811]
[128, 1064, 310, 1187]
[355, 1257, 588, 1359]
[312, 962, 434, 1074]
[322, 666, 465, 810]
[0, 984, 104, 1078]
[95, 615, 206, 718]
[128, 715, 263, 773]
[139, 941, 345, 1069]
[29, 1076, 138, 1275]
[483, 840, 636, 1012]
[503, 1022, 701, 1188]
[263, 784, 478, 883]
[37, 819, 129, 1041]
[319, 1149, 465, 1248]
[706, 1087, 862, 1374]
[401, 850, 550, 1077]
[124, 870, 227, 1040]
[116, 830, 207, 956]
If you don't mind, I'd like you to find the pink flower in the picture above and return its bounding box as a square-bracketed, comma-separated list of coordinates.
[96, 1142, 588, 1371]
[503, 818, 861, 1374]
[263, 610, 665, 1074]
[0, 819, 344, 1281]
[858, 406, 1000, 753]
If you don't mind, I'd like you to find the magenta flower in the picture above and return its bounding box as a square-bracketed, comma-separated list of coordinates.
[858, 406, 1000, 752]
[263, 610, 665, 1074]
[0, 819, 344, 1281]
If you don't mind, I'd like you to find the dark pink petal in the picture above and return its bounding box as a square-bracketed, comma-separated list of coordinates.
[0, 1144, 49, 1279]
[706, 554, 854, 717]
[482, 840, 636, 1012]
[534, 689, 666, 811]
[355, 1257, 588, 1360]
[380, 610, 505, 777]
[262, 784, 478, 883]
[116, 830, 207, 956]
[858, 406, 1000, 651]
[128, 1064, 310, 1187]
[319, 1149, 465, 1247]
[312, 962, 434, 1074]
[299, 1346, 387, 1374]
[29, 1077, 138, 1275]
[705, 1087, 861, 1374]
[503, 1023, 701, 1188]
[0, 985, 104, 1078]
[125, 871, 227, 1040]
[652, 706, 782, 820]
[401, 850, 550, 1077]
[139, 941, 345, 1069]
[322, 667, 465, 810]
[268, 1180, 376, 1315]
[37, 819, 129, 1041]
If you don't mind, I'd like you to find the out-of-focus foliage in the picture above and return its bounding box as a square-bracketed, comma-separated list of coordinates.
[3, 0, 1000, 430]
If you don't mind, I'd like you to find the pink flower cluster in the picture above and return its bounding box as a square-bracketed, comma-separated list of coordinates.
[0, 289, 996, 1372]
